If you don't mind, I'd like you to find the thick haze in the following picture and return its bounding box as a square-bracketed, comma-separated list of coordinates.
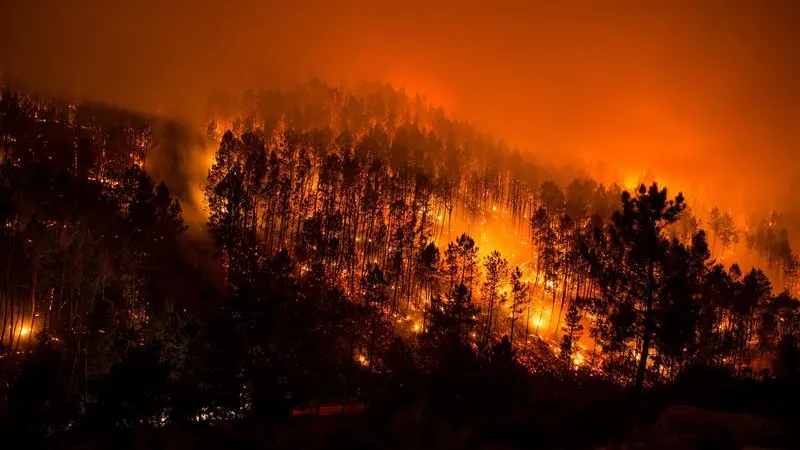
[2, 0, 800, 224]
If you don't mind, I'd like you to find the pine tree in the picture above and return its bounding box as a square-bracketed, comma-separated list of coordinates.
[481, 250, 508, 347]
[509, 266, 529, 345]
[559, 299, 584, 369]
[584, 183, 685, 392]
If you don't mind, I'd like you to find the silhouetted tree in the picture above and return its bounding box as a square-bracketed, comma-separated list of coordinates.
[508, 266, 529, 345]
[559, 298, 584, 369]
[481, 250, 508, 347]
[708, 207, 739, 258]
[585, 183, 686, 392]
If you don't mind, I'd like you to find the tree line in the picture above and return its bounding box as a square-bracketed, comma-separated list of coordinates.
[204, 82, 800, 387]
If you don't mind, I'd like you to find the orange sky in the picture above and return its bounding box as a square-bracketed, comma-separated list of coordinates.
[2, 0, 800, 228]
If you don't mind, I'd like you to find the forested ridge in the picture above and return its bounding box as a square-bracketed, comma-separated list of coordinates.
[0, 77, 798, 446]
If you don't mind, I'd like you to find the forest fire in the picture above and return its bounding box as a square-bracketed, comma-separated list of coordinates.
[1, 2, 800, 448]
[183, 81, 798, 389]
[3, 87, 800, 450]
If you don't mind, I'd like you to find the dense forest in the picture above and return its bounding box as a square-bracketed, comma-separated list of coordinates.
[202, 80, 800, 382]
[0, 76, 798, 447]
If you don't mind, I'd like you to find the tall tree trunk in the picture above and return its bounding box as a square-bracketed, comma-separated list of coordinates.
[509, 298, 517, 346]
[27, 260, 38, 346]
[554, 267, 571, 338]
[635, 259, 656, 394]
